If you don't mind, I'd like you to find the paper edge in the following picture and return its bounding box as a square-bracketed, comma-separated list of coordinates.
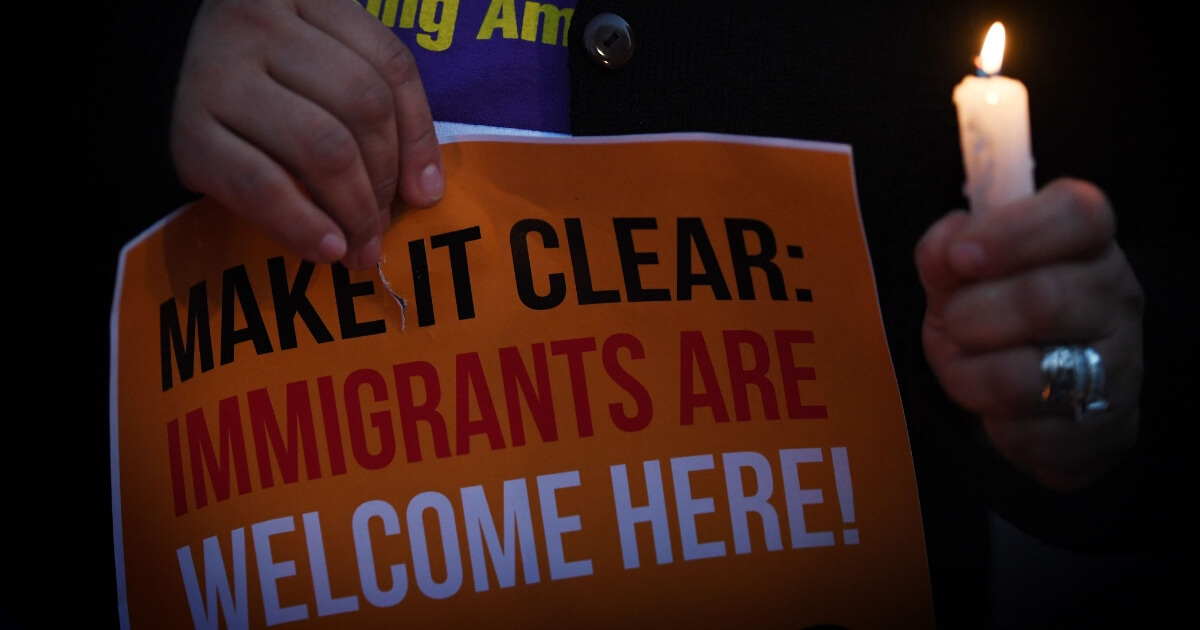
[110, 201, 195, 630]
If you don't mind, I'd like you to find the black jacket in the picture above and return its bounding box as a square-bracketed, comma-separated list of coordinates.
[565, 1, 1194, 627]
[20, 1, 1192, 629]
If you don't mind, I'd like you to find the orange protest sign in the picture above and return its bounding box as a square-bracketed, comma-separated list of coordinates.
[112, 134, 934, 628]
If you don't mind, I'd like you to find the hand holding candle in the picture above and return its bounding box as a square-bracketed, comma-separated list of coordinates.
[925, 23, 1148, 492]
[953, 22, 1035, 214]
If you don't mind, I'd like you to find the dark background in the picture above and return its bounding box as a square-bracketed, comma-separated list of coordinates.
[11, 4, 200, 629]
[9, 2, 1192, 628]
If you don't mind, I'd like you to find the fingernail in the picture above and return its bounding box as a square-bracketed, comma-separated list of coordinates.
[419, 163, 444, 202]
[316, 232, 347, 263]
[949, 241, 986, 274]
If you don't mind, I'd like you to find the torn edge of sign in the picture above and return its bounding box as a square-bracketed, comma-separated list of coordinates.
[377, 257, 406, 331]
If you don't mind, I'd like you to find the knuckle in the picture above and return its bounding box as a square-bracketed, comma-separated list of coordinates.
[406, 115, 439, 149]
[224, 160, 289, 208]
[1015, 271, 1068, 334]
[1117, 255, 1147, 315]
[300, 123, 360, 175]
[991, 364, 1031, 410]
[938, 364, 993, 413]
[1124, 279, 1146, 316]
[372, 37, 420, 88]
[170, 119, 217, 194]
[174, 165, 206, 196]
[173, 157, 207, 194]
[1057, 178, 1115, 239]
[372, 172, 399, 203]
[169, 128, 200, 182]
[344, 71, 395, 128]
[914, 230, 936, 266]
[221, 0, 281, 32]
[347, 209, 381, 242]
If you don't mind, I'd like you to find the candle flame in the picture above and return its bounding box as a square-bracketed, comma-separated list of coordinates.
[977, 22, 1006, 76]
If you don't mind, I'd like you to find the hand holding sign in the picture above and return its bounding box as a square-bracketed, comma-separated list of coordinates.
[171, 0, 445, 271]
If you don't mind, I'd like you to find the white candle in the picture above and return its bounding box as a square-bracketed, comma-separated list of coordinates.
[953, 22, 1035, 214]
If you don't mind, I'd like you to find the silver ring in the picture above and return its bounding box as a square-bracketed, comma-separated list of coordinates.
[1040, 345, 1108, 421]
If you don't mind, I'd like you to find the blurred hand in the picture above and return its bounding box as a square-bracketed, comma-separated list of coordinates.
[171, 0, 444, 270]
[916, 178, 1144, 490]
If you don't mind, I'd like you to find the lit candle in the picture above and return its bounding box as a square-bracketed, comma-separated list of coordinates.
[953, 22, 1035, 214]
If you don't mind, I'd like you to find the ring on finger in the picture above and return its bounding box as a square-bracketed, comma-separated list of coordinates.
[1040, 345, 1109, 422]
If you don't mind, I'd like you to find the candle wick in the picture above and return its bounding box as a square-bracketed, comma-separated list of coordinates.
[973, 55, 992, 77]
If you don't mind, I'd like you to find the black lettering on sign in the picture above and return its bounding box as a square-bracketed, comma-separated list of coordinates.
[160, 259, 385, 392]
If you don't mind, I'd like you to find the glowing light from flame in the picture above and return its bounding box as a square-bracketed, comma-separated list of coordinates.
[977, 22, 1006, 76]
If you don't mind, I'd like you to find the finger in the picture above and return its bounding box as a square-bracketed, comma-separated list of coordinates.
[205, 66, 382, 269]
[929, 345, 1042, 415]
[940, 246, 1136, 351]
[933, 326, 1140, 420]
[171, 107, 347, 264]
[265, 8, 402, 214]
[980, 411, 1138, 490]
[948, 178, 1115, 279]
[915, 209, 971, 312]
[299, 0, 444, 210]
